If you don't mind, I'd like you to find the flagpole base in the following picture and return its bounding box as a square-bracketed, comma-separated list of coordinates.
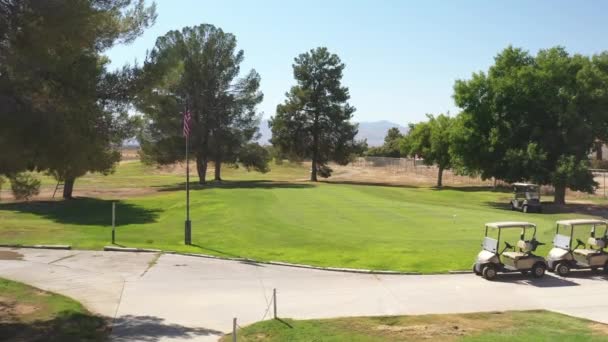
[184, 220, 192, 245]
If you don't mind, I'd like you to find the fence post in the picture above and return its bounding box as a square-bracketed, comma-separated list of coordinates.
[273, 288, 277, 319]
[112, 202, 116, 244]
[233, 317, 237, 342]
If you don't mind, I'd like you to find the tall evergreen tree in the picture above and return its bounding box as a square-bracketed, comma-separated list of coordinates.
[270, 47, 360, 181]
[137, 24, 268, 184]
[0, 0, 156, 198]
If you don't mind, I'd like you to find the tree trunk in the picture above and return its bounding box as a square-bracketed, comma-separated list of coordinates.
[554, 184, 566, 205]
[437, 166, 444, 188]
[311, 115, 319, 182]
[62, 177, 75, 199]
[214, 158, 222, 181]
[196, 154, 208, 185]
[596, 142, 603, 160]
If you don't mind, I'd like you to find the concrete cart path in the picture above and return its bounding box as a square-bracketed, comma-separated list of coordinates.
[2, 248, 608, 342]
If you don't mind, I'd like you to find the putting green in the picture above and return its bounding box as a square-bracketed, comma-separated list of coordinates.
[0, 162, 601, 273]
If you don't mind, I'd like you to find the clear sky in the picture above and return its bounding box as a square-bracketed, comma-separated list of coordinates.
[106, 0, 608, 125]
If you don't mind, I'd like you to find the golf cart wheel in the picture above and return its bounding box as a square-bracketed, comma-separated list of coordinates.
[510, 203, 515, 211]
[591, 267, 600, 273]
[531, 263, 546, 278]
[482, 265, 497, 281]
[473, 264, 481, 276]
[555, 262, 570, 277]
[522, 205, 528, 213]
[604, 262, 608, 274]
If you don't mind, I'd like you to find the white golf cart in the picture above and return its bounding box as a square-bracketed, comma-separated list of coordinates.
[510, 183, 542, 213]
[473, 221, 547, 280]
[546, 219, 608, 276]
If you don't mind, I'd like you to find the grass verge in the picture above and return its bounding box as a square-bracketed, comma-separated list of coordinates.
[0, 277, 108, 341]
[221, 310, 608, 342]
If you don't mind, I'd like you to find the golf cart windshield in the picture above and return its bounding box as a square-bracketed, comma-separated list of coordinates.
[553, 234, 571, 249]
[525, 190, 539, 200]
[483, 237, 498, 253]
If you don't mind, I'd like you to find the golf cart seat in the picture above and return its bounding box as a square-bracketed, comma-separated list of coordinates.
[573, 238, 605, 257]
[573, 249, 601, 257]
[588, 237, 606, 249]
[503, 240, 533, 260]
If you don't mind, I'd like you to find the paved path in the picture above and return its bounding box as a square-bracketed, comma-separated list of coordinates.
[2, 248, 608, 341]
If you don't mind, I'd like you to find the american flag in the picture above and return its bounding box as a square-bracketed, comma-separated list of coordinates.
[183, 109, 192, 137]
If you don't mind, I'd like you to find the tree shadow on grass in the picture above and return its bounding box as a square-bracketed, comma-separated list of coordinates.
[0, 310, 110, 342]
[156, 180, 315, 192]
[485, 201, 608, 219]
[0, 197, 162, 226]
[319, 180, 420, 189]
[111, 315, 224, 342]
[431, 185, 512, 193]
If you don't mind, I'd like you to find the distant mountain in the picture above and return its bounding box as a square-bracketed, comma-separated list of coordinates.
[355, 120, 408, 147]
[256, 119, 408, 147]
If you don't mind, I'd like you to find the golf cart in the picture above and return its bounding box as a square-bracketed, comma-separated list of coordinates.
[546, 219, 608, 276]
[510, 183, 542, 213]
[473, 221, 547, 280]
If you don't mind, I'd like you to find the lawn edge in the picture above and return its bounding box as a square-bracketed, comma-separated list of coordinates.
[0, 244, 71, 250]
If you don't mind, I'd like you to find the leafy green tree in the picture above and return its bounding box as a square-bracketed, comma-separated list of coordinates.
[0, 0, 156, 198]
[401, 114, 454, 187]
[365, 127, 403, 157]
[137, 24, 267, 184]
[270, 47, 360, 181]
[452, 46, 608, 204]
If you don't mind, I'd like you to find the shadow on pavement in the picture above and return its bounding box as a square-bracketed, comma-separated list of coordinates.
[493, 273, 579, 287]
[0, 197, 162, 226]
[111, 315, 223, 342]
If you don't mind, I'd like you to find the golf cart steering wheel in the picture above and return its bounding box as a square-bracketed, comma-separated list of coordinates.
[530, 238, 545, 251]
[504, 241, 514, 250]
[575, 238, 586, 249]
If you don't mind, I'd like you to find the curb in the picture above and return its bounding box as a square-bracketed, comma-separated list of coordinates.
[0, 244, 71, 250]
[168, 251, 423, 275]
[448, 270, 474, 274]
[3, 245, 473, 276]
[103, 246, 161, 253]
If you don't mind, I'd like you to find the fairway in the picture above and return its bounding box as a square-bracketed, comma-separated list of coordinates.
[0, 162, 602, 273]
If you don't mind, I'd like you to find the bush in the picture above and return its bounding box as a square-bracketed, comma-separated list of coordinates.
[10, 173, 41, 201]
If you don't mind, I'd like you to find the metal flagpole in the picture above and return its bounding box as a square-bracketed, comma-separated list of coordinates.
[185, 108, 192, 245]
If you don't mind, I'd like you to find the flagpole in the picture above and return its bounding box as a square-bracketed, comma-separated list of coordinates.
[185, 110, 191, 245]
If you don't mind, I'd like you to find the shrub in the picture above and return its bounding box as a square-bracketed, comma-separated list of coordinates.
[10, 173, 41, 201]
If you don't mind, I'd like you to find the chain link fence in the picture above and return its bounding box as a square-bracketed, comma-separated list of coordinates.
[350, 157, 608, 198]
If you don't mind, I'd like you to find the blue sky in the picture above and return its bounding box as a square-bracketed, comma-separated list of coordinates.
[106, 0, 608, 125]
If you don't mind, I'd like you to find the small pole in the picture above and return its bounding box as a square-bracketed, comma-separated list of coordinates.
[112, 202, 116, 244]
[184, 111, 191, 245]
[232, 317, 237, 342]
[273, 288, 277, 319]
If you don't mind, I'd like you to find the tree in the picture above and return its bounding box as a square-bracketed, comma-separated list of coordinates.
[137, 24, 267, 184]
[365, 127, 403, 157]
[0, 0, 156, 199]
[270, 47, 360, 181]
[401, 114, 454, 187]
[452, 46, 608, 204]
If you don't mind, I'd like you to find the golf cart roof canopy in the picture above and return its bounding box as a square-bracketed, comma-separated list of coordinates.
[486, 221, 537, 229]
[513, 183, 538, 188]
[556, 219, 608, 226]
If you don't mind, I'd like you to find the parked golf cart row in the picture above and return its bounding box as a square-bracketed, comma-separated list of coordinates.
[473, 219, 608, 280]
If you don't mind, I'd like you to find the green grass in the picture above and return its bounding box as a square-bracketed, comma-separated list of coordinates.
[221, 311, 608, 342]
[0, 277, 108, 341]
[0, 162, 603, 272]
